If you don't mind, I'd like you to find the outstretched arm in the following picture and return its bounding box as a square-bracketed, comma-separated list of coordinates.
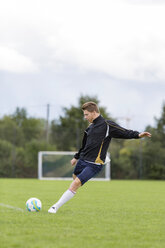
[107, 120, 151, 139]
[139, 132, 152, 138]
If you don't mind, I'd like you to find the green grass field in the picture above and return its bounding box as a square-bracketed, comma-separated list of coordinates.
[0, 179, 165, 248]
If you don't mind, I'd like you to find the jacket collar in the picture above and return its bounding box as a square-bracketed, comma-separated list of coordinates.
[93, 115, 104, 124]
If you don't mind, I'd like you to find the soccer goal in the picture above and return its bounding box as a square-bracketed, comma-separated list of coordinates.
[38, 151, 111, 181]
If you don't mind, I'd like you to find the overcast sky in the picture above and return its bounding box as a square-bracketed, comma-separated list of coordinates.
[0, 0, 165, 131]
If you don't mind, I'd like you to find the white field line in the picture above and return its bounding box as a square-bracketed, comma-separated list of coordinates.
[0, 203, 24, 212]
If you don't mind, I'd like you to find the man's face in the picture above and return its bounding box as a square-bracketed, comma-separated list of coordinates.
[83, 110, 96, 123]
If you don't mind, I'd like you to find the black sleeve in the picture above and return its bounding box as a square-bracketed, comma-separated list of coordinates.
[74, 131, 87, 159]
[107, 120, 140, 139]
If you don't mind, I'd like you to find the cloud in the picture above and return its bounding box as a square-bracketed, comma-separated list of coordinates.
[126, 0, 165, 5]
[0, 0, 165, 82]
[47, 1, 165, 82]
[0, 45, 38, 73]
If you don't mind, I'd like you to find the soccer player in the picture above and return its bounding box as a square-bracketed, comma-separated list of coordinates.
[48, 102, 151, 213]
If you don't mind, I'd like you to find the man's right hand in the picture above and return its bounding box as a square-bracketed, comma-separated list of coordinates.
[70, 158, 77, 166]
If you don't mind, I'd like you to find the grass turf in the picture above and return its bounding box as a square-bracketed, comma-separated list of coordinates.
[0, 179, 165, 248]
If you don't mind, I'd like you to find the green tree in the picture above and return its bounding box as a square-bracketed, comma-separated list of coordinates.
[142, 140, 165, 179]
[24, 140, 57, 178]
[12, 107, 45, 144]
[0, 108, 50, 178]
[154, 103, 165, 146]
[142, 103, 165, 179]
[12, 107, 27, 126]
[0, 140, 13, 177]
[0, 116, 24, 146]
[111, 103, 165, 179]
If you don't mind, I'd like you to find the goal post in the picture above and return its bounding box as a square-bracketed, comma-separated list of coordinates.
[38, 151, 111, 181]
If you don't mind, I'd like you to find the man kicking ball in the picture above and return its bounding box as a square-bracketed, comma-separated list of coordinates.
[48, 102, 151, 213]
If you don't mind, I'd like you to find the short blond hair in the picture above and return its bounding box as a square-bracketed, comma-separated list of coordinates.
[81, 102, 99, 113]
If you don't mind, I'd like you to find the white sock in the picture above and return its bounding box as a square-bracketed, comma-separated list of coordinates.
[53, 189, 76, 211]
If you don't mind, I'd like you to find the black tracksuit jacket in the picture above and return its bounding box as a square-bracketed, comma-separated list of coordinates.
[74, 115, 140, 165]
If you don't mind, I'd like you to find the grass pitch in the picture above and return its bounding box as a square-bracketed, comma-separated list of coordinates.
[0, 179, 165, 248]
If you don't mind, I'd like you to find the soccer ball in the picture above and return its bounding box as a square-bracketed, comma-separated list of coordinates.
[26, 197, 42, 212]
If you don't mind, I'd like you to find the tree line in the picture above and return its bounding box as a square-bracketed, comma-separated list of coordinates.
[0, 95, 164, 179]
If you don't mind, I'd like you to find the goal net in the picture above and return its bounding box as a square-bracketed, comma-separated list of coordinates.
[38, 151, 111, 181]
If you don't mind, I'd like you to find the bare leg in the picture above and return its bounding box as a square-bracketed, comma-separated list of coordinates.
[72, 173, 76, 180]
[69, 177, 82, 192]
[48, 177, 82, 213]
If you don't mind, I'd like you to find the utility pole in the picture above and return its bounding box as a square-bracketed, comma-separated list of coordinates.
[46, 104, 50, 143]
